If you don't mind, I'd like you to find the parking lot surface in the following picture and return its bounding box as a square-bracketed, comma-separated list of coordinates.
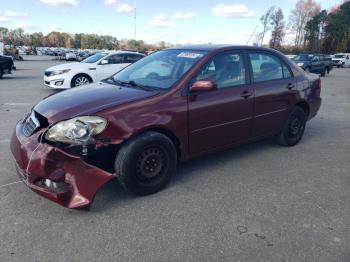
[0, 61, 349, 262]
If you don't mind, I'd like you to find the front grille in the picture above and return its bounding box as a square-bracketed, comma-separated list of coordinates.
[23, 111, 41, 137]
[44, 71, 52, 77]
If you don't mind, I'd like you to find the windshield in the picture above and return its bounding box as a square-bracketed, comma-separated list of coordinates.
[293, 54, 313, 61]
[334, 54, 346, 58]
[111, 49, 207, 90]
[81, 52, 107, 63]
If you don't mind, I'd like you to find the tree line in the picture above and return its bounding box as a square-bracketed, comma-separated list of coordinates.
[256, 0, 350, 54]
[0, 27, 171, 51]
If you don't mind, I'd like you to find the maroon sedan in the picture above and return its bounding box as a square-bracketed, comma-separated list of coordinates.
[10, 45, 321, 209]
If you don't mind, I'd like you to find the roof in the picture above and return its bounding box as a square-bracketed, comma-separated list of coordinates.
[103, 50, 145, 55]
[167, 44, 280, 53]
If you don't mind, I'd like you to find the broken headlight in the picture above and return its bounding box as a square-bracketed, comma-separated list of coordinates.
[45, 116, 107, 145]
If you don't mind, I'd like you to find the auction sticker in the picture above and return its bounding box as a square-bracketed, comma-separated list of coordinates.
[177, 52, 204, 59]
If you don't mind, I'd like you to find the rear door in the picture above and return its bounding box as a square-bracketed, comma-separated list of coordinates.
[311, 55, 322, 71]
[188, 51, 254, 155]
[248, 51, 296, 138]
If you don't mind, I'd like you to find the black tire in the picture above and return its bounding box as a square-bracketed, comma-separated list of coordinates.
[277, 107, 307, 147]
[115, 131, 177, 195]
[305, 67, 311, 73]
[0, 70, 3, 79]
[320, 69, 326, 77]
[71, 74, 92, 87]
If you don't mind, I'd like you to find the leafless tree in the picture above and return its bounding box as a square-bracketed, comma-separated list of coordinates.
[289, 0, 320, 48]
[260, 6, 275, 46]
[270, 8, 285, 48]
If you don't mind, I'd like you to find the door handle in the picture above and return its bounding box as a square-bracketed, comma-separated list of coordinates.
[286, 83, 295, 90]
[240, 90, 253, 98]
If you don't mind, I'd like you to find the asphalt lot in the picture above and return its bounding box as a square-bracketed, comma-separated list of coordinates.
[0, 60, 349, 262]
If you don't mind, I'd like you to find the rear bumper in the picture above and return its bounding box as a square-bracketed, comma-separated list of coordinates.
[10, 121, 115, 209]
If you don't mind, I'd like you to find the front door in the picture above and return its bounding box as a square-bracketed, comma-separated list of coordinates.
[188, 51, 254, 155]
[96, 54, 128, 81]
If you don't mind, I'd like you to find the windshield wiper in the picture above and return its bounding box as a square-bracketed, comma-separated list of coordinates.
[105, 77, 156, 91]
[127, 80, 154, 90]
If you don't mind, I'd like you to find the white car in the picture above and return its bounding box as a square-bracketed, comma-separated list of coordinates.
[44, 51, 145, 89]
[332, 53, 350, 68]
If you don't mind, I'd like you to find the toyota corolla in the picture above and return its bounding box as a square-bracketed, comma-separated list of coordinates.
[10, 45, 321, 209]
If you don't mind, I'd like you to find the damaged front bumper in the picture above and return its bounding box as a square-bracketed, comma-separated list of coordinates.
[10, 121, 116, 209]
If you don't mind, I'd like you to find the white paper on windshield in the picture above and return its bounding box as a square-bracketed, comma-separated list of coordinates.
[177, 52, 204, 59]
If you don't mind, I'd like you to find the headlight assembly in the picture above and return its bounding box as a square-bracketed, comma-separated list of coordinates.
[297, 62, 304, 66]
[45, 116, 107, 145]
[49, 69, 71, 76]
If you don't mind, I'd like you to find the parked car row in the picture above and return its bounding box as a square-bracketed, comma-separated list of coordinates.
[287, 52, 350, 75]
[291, 54, 333, 76]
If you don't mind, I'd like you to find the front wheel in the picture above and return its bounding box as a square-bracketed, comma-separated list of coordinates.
[115, 132, 177, 195]
[276, 107, 307, 147]
[71, 74, 92, 87]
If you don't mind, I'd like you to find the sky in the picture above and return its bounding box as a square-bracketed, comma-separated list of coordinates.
[0, 0, 343, 45]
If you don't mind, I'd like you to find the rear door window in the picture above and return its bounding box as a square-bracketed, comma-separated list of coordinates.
[249, 53, 283, 83]
[124, 54, 144, 63]
[106, 54, 124, 64]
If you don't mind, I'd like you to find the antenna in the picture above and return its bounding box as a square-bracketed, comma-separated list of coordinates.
[246, 25, 258, 45]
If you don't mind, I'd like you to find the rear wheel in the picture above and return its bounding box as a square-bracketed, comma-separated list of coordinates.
[115, 132, 177, 195]
[71, 74, 92, 87]
[0, 70, 3, 79]
[277, 107, 307, 147]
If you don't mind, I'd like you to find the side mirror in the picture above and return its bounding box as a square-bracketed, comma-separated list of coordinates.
[100, 59, 109, 65]
[190, 80, 217, 92]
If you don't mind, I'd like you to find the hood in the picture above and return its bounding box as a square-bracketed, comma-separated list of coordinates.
[45, 62, 91, 72]
[34, 81, 159, 123]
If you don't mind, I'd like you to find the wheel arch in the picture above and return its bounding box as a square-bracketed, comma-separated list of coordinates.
[295, 101, 310, 118]
[124, 126, 182, 161]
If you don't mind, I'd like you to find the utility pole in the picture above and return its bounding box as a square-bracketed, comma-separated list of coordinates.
[134, 0, 137, 41]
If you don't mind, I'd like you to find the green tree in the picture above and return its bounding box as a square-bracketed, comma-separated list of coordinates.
[323, 1, 350, 53]
[304, 10, 327, 52]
